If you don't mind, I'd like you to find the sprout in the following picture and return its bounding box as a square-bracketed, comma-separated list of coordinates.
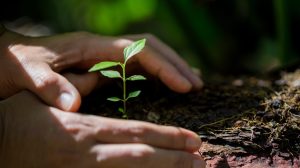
[89, 39, 147, 118]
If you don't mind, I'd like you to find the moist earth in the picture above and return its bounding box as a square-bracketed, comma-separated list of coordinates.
[81, 70, 300, 168]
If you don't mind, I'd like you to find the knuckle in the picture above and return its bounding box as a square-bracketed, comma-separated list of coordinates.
[60, 112, 83, 126]
[133, 144, 154, 156]
[34, 73, 59, 91]
[60, 114, 95, 142]
[93, 124, 111, 136]
[83, 116, 113, 136]
[124, 122, 151, 142]
[128, 144, 154, 164]
[115, 38, 134, 48]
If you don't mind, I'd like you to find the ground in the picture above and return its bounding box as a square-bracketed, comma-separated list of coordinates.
[81, 70, 300, 168]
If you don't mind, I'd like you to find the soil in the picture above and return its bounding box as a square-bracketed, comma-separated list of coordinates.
[80, 70, 300, 168]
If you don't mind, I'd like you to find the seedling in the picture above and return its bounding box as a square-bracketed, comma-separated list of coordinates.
[89, 39, 147, 118]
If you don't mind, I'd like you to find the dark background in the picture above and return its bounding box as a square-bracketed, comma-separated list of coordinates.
[1, 0, 300, 75]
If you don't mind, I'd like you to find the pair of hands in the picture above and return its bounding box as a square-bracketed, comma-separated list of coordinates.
[0, 31, 203, 111]
[0, 30, 205, 167]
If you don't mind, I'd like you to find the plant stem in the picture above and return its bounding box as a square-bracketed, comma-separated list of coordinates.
[274, 0, 291, 66]
[122, 63, 127, 117]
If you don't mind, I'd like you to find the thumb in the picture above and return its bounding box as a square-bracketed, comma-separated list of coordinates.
[24, 68, 81, 112]
[63, 72, 99, 97]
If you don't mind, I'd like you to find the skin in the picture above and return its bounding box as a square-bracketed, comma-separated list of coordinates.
[0, 29, 205, 167]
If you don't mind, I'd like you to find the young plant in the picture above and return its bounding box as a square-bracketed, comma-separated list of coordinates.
[88, 39, 147, 118]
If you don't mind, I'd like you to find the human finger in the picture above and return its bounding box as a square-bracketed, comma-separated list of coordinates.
[73, 36, 193, 93]
[122, 34, 204, 90]
[91, 144, 206, 168]
[19, 63, 81, 112]
[83, 116, 201, 152]
[63, 72, 98, 97]
[135, 47, 193, 93]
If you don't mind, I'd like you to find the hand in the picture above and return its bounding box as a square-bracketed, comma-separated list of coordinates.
[0, 91, 206, 168]
[0, 30, 203, 112]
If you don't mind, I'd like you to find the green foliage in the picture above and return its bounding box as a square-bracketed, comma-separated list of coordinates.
[127, 90, 141, 99]
[100, 70, 122, 78]
[89, 39, 147, 118]
[19, 0, 300, 73]
[127, 75, 146, 81]
[89, 61, 120, 72]
[124, 39, 146, 62]
[107, 97, 122, 102]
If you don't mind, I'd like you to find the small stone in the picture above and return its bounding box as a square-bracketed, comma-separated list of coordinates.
[147, 112, 160, 122]
[232, 79, 244, 87]
[270, 99, 283, 109]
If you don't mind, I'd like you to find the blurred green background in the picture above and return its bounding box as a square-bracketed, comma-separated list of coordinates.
[1, 0, 300, 75]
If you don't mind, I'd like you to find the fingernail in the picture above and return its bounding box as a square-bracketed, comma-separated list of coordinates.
[193, 159, 206, 168]
[184, 72, 203, 90]
[179, 77, 193, 93]
[186, 137, 201, 150]
[58, 92, 74, 110]
[193, 76, 204, 89]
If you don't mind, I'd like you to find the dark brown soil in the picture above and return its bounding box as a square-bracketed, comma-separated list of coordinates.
[80, 70, 300, 168]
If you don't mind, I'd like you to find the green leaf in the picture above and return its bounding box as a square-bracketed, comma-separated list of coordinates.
[88, 61, 120, 72]
[100, 70, 121, 78]
[123, 39, 146, 62]
[118, 107, 124, 113]
[122, 114, 128, 119]
[127, 90, 141, 99]
[127, 75, 146, 81]
[107, 97, 122, 102]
